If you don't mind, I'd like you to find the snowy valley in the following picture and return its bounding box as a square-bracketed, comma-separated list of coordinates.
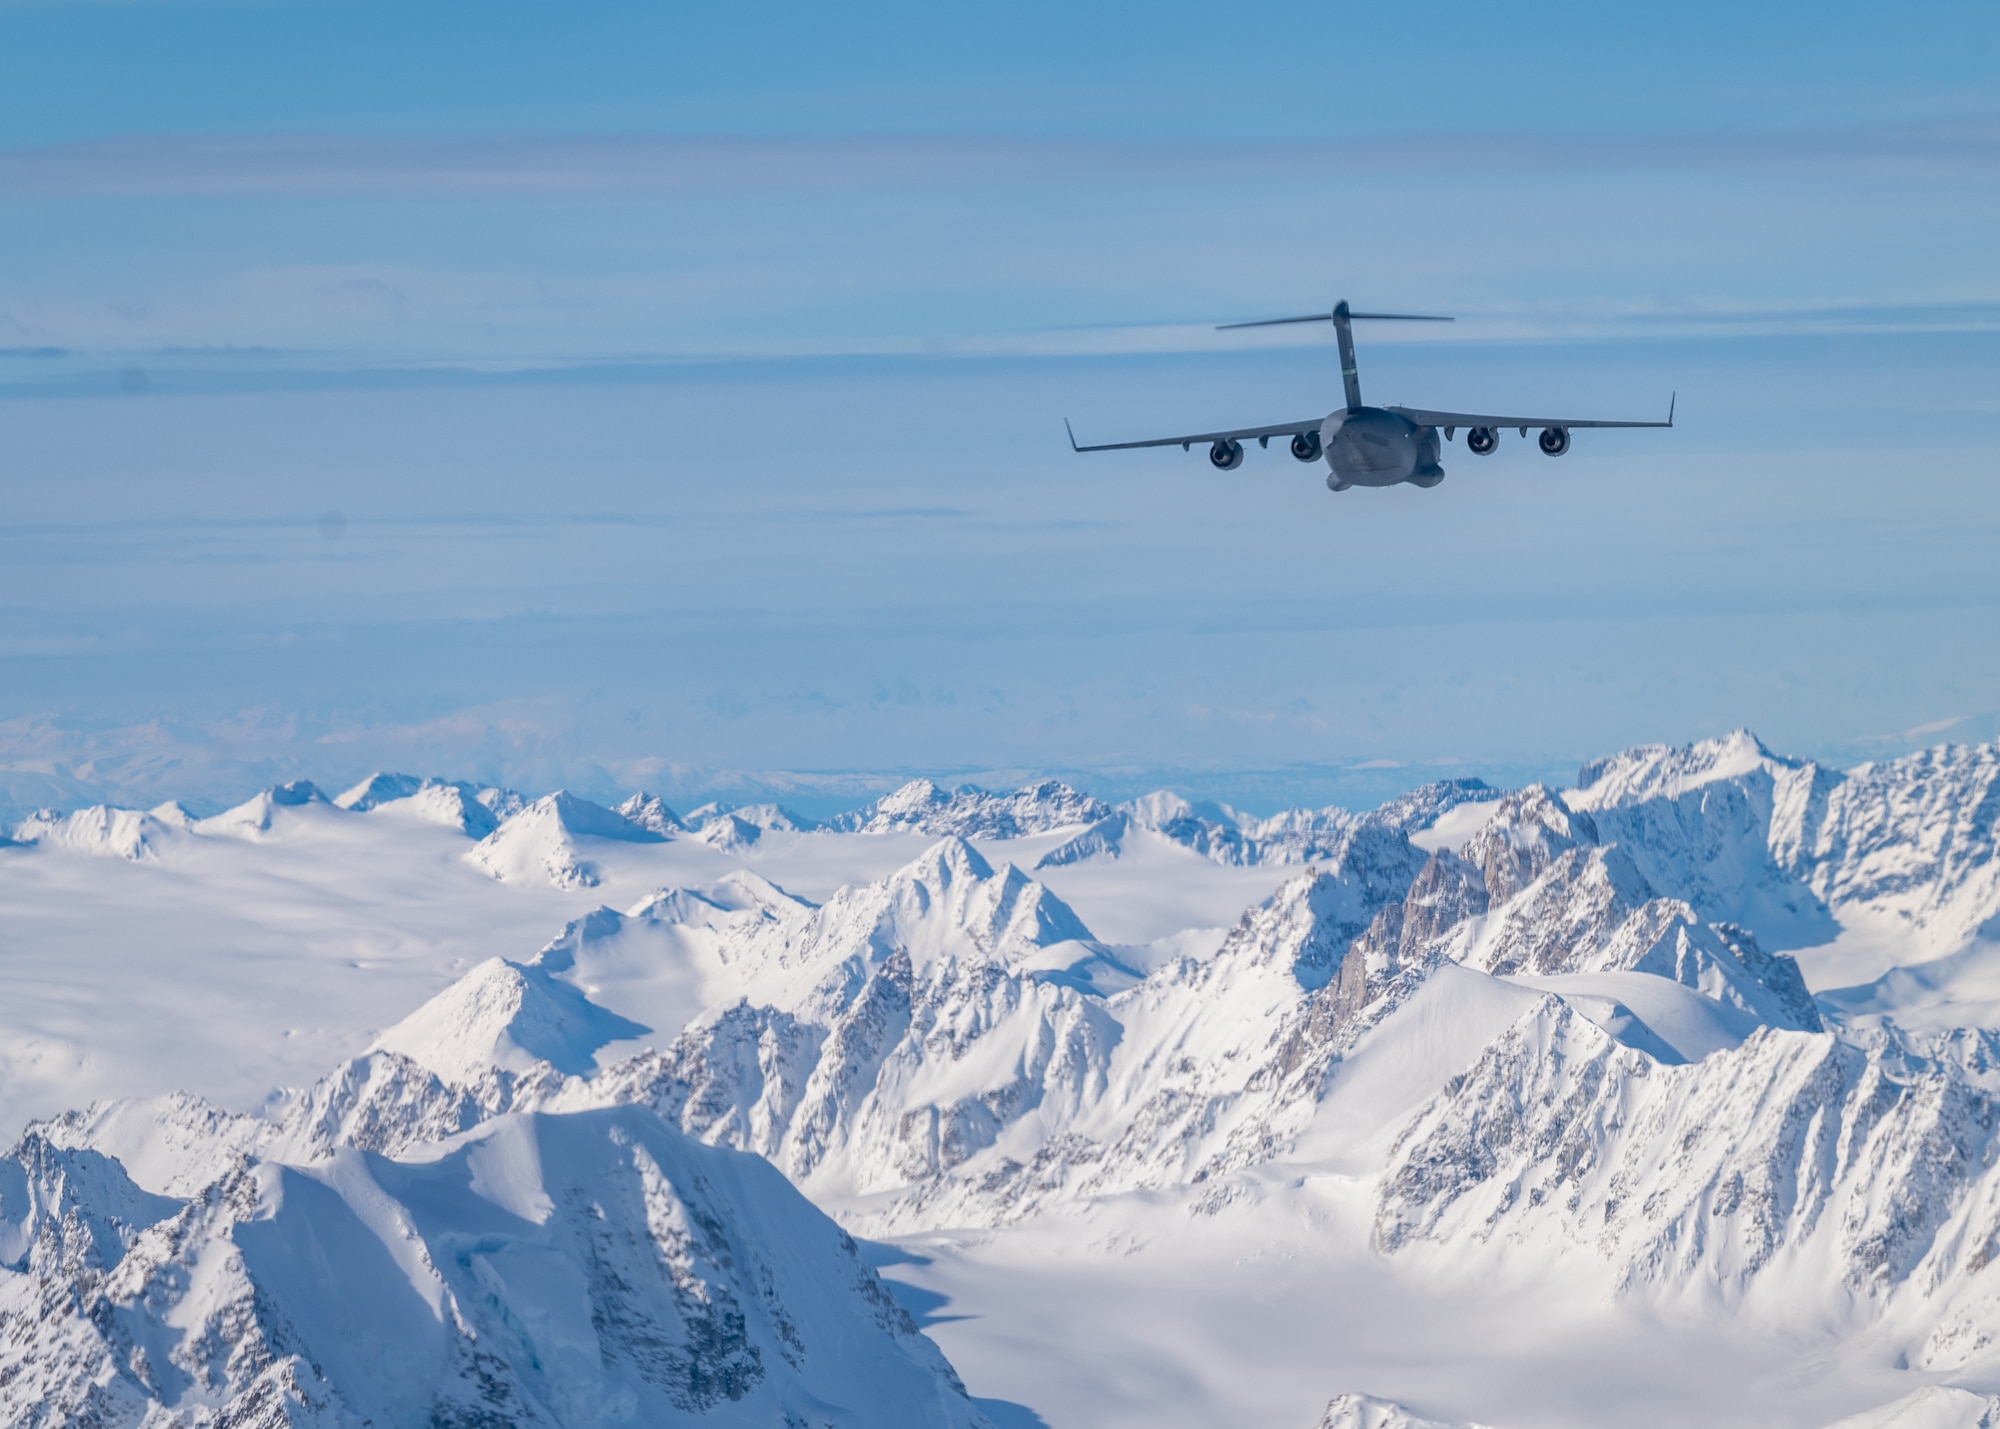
[6, 732, 2000, 1427]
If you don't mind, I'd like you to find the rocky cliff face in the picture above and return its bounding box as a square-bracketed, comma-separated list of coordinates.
[17, 730, 2000, 1425]
[2, 1109, 992, 1428]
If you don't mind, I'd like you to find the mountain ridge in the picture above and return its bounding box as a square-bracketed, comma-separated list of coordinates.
[13, 728, 2000, 1428]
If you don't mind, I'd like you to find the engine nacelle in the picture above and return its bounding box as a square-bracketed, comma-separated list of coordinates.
[1538, 426, 1571, 456]
[1290, 430, 1321, 462]
[1209, 439, 1244, 470]
[1466, 426, 1499, 455]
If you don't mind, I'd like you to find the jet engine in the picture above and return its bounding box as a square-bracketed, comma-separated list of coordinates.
[1290, 430, 1321, 462]
[1210, 439, 1244, 470]
[1538, 426, 1571, 456]
[1466, 426, 1499, 455]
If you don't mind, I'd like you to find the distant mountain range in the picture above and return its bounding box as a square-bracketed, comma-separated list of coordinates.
[6, 729, 2000, 1426]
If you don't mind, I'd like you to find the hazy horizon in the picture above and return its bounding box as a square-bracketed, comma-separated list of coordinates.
[3, 0, 1996, 818]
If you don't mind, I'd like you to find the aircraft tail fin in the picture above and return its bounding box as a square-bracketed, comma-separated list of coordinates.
[1217, 303, 1452, 413]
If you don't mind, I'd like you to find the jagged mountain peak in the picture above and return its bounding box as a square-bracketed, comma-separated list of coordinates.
[707, 837, 1099, 1022]
[370, 957, 649, 1083]
[1039, 784, 1488, 871]
[627, 869, 815, 928]
[1123, 789, 1225, 827]
[687, 800, 812, 833]
[1040, 792, 1328, 869]
[1806, 739, 2000, 952]
[530, 905, 629, 969]
[10, 803, 181, 860]
[1569, 728, 1802, 811]
[0, 1130, 180, 1272]
[526, 788, 666, 841]
[24, 732, 2000, 1426]
[905, 831, 995, 882]
[336, 772, 517, 837]
[1316, 1393, 1493, 1429]
[1370, 993, 2000, 1326]
[1458, 783, 1597, 903]
[192, 778, 333, 837]
[333, 770, 424, 809]
[147, 800, 196, 827]
[829, 776, 1109, 837]
[692, 802, 814, 851]
[1360, 777, 1502, 835]
[614, 789, 686, 834]
[1442, 841, 1821, 1049]
[855, 836, 1092, 965]
[1217, 867, 1384, 991]
[3, 1106, 992, 1428]
[468, 789, 665, 888]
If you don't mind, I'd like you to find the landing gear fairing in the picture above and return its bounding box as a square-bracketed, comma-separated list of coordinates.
[1064, 301, 1673, 492]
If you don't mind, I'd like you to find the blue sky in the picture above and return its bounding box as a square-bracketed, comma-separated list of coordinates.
[0, 0, 1997, 815]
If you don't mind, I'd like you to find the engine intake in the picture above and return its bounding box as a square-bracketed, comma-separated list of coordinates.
[1538, 426, 1571, 456]
[1466, 427, 1499, 455]
[1290, 430, 1321, 462]
[1210, 439, 1244, 470]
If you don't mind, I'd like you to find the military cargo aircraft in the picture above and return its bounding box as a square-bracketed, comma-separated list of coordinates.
[1066, 301, 1672, 490]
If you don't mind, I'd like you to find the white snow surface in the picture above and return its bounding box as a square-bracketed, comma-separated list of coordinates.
[1315, 1394, 1495, 1429]
[10, 734, 2000, 1427]
[1, 1108, 990, 1427]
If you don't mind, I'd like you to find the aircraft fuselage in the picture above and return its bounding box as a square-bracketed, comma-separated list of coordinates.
[1320, 407, 1443, 490]
[1064, 297, 1671, 483]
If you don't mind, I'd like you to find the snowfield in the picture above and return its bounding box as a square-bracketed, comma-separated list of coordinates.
[7, 734, 2000, 1427]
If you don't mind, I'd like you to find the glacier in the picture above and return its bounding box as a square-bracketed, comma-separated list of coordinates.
[7, 731, 2000, 1426]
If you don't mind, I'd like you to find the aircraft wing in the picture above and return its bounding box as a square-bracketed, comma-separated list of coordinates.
[1386, 394, 1674, 432]
[1064, 417, 1322, 452]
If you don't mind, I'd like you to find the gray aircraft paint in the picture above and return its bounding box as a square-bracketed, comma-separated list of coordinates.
[1319, 408, 1443, 491]
[1066, 299, 1672, 492]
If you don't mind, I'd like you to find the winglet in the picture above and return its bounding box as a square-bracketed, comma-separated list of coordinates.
[1668, 392, 1676, 427]
[1064, 418, 1080, 452]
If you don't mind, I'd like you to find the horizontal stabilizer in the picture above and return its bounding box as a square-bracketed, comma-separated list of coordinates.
[1218, 311, 1452, 330]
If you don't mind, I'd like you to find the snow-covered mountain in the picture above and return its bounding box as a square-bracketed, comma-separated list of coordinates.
[370, 955, 652, 1081]
[14, 730, 2000, 1428]
[1036, 778, 1497, 868]
[687, 803, 812, 851]
[1570, 728, 2000, 953]
[469, 790, 668, 889]
[1, 1109, 992, 1427]
[196, 778, 334, 838]
[825, 777, 1108, 837]
[615, 790, 688, 835]
[1314, 1396, 1492, 1429]
[337, 771, 524, 837]
[9, 801, 190, 859]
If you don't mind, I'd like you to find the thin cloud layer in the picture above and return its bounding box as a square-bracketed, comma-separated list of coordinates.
[4, 123, 1999, 199]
